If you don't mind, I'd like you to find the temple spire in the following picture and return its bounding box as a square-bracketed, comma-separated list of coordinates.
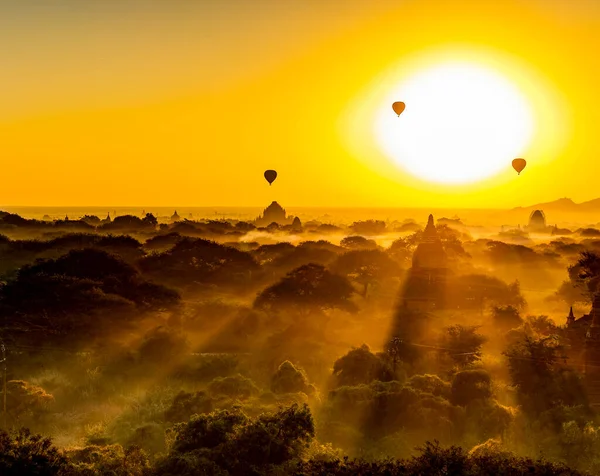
[567, 306, 575, 326]
[422, 214, 439, 242]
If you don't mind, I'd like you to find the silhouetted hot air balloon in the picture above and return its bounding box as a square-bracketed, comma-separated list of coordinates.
[512, 158, 527, 175]
[392, 101, 405, 116]
[264, 170, 277, 185]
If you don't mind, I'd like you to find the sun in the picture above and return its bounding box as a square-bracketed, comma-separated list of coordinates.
[374, 62, 535, 184]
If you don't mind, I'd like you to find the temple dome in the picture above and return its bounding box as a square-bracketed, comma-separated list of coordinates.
[528, 210, 546, 231]
[255, 201, 290, 226]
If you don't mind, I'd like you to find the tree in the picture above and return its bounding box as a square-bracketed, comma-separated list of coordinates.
[450, 369, 493, 406]
[503, 336, 587, 419]
[441, 325, 487, 368]
[0, 428, 70, 476]
[81, 215, 101, 225]
[100, 214, 154, 232]
[165, 390, 214, 423]
[448, 274, 526, 311]
[555, 279, 588, 305]
[492, 305, 524, 330]
[223, 403, 314, 470]
[340, 235, 378, 250]
[330, 249, 402, 297]
[144, 232, 182, 251]
[253, 242, 296, 263]
[142, 213, 158, 228]
[254, 264, 357, 314]
[569, 251, 600, 299]
[332, 345, 393, 387]
[67, 444, 150, 475]
[271, 361, 316, 395]
[350, 220, 386, 235]
[0, 249, 180, 345]
[207, 374, 260, 400]
[139, 238, 260, 289]
[6, 381, 54, 425]
[158, 404, 315, 475]
[387, 237, 413, 266]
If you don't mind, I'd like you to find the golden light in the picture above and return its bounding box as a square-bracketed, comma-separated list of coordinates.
[341, 48, 570, 200]
[375, 62, 535, 184]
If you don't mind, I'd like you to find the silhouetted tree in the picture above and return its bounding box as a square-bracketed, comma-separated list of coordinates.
[387, 237, 413, 265]
[448, 274, 526, 311]
[441, 325, 486, 368]
[254, 264, 356, 314]
[0, 429, 70, 476]
[340, 235, 378, 250]
[164, 391, 214, 423]
[350, 220, 386, 235]
[207, 374, 260, 400]
[331, 249, 402, 297]
[139, 238, 260, 289]
[142, 213, 158, 228]
[492, 305, 524, 330]
[157, 404, 314, 475]
[569, 251, 600, 298]
[450, 369, 493, 406]
[504, 336, 588, 420]
[271, 361, 316, 395]
[332, 345, 393, 387]
[0, 249, 179, 345]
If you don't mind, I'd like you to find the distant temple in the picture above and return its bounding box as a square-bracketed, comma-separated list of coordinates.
[254, 201, 296, 227]
[291, 216, 303, 232]
[401, 214, 448, 311]
[564, 296, 600, 407]
[527, 210, 547, 232]
[170, 210, 181, 222]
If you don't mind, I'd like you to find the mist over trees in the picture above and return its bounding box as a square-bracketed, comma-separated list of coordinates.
[0, 210, 599, 474]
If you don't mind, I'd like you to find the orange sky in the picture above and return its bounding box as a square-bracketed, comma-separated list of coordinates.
[1, 0, 599, 208]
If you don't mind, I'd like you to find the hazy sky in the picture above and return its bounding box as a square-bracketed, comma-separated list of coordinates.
[1, 0, 600, 207]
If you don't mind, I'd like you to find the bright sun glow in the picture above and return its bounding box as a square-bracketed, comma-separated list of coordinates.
[374, 63, 535, 184]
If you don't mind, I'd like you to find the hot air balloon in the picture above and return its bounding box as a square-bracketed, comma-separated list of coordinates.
[264, 170, 277, 185]
[392, 101, 405, 116]
[512, 158, 526, 175]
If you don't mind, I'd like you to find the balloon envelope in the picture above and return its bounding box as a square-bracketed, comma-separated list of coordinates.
[392, 101, 406, 116]
[264, 170, 277, 185]
[512, 158, 526, 175]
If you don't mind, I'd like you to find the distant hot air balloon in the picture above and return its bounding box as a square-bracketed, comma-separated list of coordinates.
[392, 101, 405, 116]
[512, 158, 527, 175]
[264, 170, 277, 185]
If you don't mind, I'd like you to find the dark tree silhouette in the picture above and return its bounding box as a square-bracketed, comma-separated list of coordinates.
[570, 251, 600, 297]
[0, 248, 179, 344]
[492, 305, 524, 330]
[504, 336, 588, 420]
[331, 249, 402, 297]
[332, 345, 393, 387]
[448, 274, 526, 311]
[441, 325, 487, 368]
[350, 220, 386, 235]
[139, 238, 260, 288]
[254, 263, 356, 313]
[340, 235, 378, 250]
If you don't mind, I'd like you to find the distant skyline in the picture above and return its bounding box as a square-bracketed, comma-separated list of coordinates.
[1, 0, 599, 207]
